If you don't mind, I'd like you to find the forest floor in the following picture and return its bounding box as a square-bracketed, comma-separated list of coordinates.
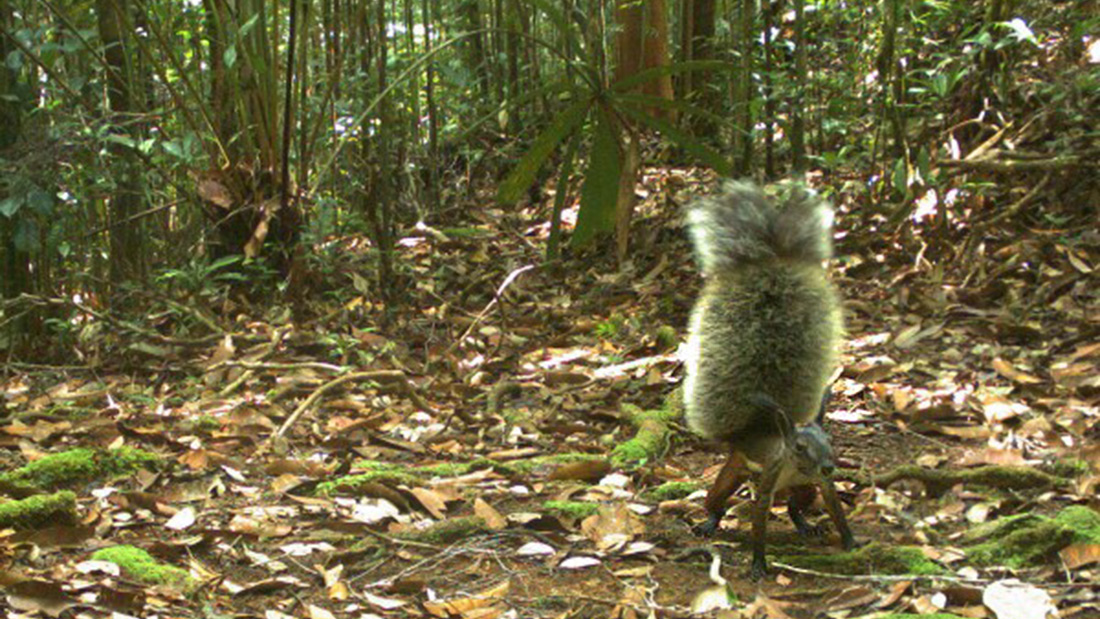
[0, 167, 1097, 619]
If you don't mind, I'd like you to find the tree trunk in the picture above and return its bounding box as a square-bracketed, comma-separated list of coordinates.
[732, 0, 755, 176]
[615, 0, 674, 120]
[762, 0, 775, 180]
[96, 0, 145, 285]
[0, 0, 31, 304]
[790, 0, 808, 172]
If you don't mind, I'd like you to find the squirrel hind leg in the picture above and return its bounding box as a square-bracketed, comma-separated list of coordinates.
[696, 449, 751, 536]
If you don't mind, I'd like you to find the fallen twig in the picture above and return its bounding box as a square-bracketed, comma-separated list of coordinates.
[268, 370, 415, 443]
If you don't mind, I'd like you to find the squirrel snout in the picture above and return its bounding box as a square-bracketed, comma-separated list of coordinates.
[819, 464, 835, 477]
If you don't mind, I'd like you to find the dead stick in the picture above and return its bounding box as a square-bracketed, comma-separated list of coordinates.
[270, 370, 409, 441]
[444, 264, 536, 359]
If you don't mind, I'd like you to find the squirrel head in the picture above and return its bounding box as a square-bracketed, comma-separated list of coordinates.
[749, 392, 838, 480]
[787, 421, 837, 479]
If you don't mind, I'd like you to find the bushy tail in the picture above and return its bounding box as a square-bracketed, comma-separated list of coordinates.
[685, 180, 834, 276]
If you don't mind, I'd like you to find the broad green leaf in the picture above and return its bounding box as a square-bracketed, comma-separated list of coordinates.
[893, 158, 908, 193]
[163, 140, 184, 159]
[27, 190, 54, 217]
[547, 131, 582, 260]
[573, 108, 621, 247]
[13, 218, 38, 253]
[238, 14, 260, 37]
[224, 45, 238, 69]
[209, 255, 243, 272]
[618, 105, 732, 176]
[497, 98, 590, 205]
[612, 60, 731, 93]
[0, 195, 24, 218]
[105, 133, 137, 149]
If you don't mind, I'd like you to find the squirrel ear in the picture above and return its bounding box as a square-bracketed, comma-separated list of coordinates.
[750, 393, 794, 438]
[774, 407, 795, 440]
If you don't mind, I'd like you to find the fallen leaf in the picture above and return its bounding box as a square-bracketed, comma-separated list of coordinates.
[824, 585, 879, 611]
[473, 498, 507, 530]
[516, 542, 555, 556]
[548, 459, 610, 482]
[691, 585, 734, 614]
[558, 556, 600, 570]
[363, 591, 406, 610]
[1059, 543, 1100, 570]
[580, 503, 644, 551]
[423, 580, 509, 617]
[165, 507, 196, 531]
[408, 487, 448, 519]
[991, 358, 1043, 384]
[983, 579, 1056, 619]
[5, 580, 80, 618]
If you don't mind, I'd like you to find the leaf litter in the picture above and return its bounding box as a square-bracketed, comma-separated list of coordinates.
[0, 168, 1096, 618]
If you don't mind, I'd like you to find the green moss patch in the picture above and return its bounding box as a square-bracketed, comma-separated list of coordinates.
[317, 470, 421, 495]
[395, 516, 488, 544]
[653, 325, 679, 351]
[544, 500, 600, 519]
[509, 453, 605, 476]
[322, 458, 515, 495]
[875, 465, 1066, 497]
[92, 545, 193, 590]
[642, 481, 701, 502]
[0, 491, 78, 529]
[778, 542, 947, 576]
[0, 447, 160, 493]
[610, 401, 679, 468]
[964, 505, 1100, 568]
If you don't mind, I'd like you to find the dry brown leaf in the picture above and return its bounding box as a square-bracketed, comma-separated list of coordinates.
[423, 580, 509, 618]
[991, 358, 1043, 384]
[197, 178, 233, 208]
[581, 503, 644, 552]
[958, 447, 1027, 467]
[548, 459, 611, 482]
[408, 487, 448, 519]
[742, 593, 797, 619]
[931, 424, 993, 440]
[892, 323, 923, 348]
[824, 585, 879, 611]
[4, 580, 79, 618]
[875, 580, 913, 609]
[473, 498, 508, 530]
[543, 370, 590, 386]
[270, 473, 306, 494]
[1059, 543, 1100, 570]
[978, 393, 1025, 424]
[228, 514, 293, 538]
[10, 525, 95, 548]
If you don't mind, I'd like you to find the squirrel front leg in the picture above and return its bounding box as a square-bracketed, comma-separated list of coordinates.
[787, 484, 825, 537]
[819, 478, 856, 550]
[749, 461, 782, 580]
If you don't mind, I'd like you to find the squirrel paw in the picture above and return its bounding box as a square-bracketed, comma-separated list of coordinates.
[794, 521, 827, 538]
[693, 514, 722, 537]
[840, 533, 861, 551]
[749, 557, 769, 581]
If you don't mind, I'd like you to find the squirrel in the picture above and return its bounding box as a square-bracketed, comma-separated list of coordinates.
[682, 180, 855, 579]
